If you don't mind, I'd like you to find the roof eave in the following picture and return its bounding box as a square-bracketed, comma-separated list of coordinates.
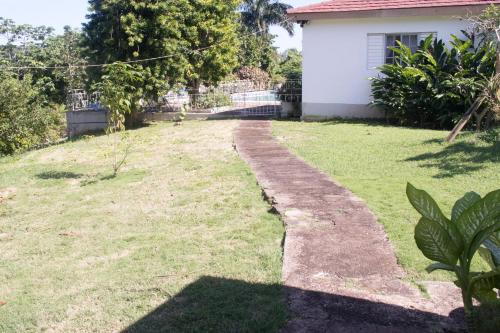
[287, 4, 490, 21]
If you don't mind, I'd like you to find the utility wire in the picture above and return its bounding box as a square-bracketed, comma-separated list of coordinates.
[0, 17, 293, 71]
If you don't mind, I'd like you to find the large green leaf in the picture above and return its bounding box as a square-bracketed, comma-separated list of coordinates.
[490, 232, 500, 246]
[478, 247, 498, 270]
[407, 183, 463, 251]
[468, 219, 500, 262]
[452, 192, 481, 222]
[456, 189, 500, 249]
[483, 239, 500, 267]
[426, 262, 458, 273]
[415, 217, 460, 266]
[471, 270, 500, 303]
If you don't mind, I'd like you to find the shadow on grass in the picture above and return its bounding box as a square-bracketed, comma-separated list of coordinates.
[317, 118, 389, 127]
[79, 173, 117, 186]
[121, 276, 464, 333]
[406, 140, 500, 178]
[36, 170, 120, 185]
[36, 171, 84, 180]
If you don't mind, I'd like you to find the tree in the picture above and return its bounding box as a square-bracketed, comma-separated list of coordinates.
[84, 0, 240, 101]
[84, 0, 189, 99]
[277, 48, 302, 80]
[0, 74, 63, 155]
[183, 0, 241, 95]
[240, 0, 294, 36]
[98, 62, 144, 130]
[0, 19, 74, 153]
[98, 63, 143, 174]
[237, 26, 280, 77]
[43, 27, 88, 102]
[0, 17, 54, 71]
[0, 18, 87, 104]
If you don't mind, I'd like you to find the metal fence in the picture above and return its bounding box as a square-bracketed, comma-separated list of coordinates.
[67, 79, 302, 118]
[67, 90, 102, 112]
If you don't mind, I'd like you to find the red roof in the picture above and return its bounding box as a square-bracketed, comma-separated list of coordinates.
[288, 0, 500, 14]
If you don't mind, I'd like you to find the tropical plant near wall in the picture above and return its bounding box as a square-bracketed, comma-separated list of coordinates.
[407, 183, 500, 332]
[446, 5, 500, 142]
[371, 35, 496, 129]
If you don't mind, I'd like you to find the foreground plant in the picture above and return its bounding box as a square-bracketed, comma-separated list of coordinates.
[99, 63, 143, 176]
[406, 183, 500, 332]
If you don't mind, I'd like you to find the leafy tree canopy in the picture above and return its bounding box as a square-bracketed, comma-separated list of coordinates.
[84, 0, 241, 96]
[240, 0, 294, 36]
[0, 19, 87, 104]
[277, 48, 302, 80]
[237, 27, 279, 74]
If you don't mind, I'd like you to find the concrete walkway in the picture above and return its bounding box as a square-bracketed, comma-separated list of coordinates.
[234, 121, 464, 333]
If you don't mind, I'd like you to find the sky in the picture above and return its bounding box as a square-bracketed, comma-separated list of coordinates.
[1, 0, 318, 52]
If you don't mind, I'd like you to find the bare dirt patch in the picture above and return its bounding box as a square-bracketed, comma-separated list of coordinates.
[0, 187, 16, 203]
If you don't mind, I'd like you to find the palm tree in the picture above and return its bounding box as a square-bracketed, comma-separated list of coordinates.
[240, 0, 294, 36]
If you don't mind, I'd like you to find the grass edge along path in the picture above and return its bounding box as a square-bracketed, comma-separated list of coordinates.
[273, 120, 499, 283]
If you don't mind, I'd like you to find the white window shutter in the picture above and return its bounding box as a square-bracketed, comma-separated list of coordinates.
[367, 34, 385, 70]
[418, 32, 437, 43]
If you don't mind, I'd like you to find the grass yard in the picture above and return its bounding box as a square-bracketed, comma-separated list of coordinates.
[0, 120, 286, 332]
[273, 120, 499, 282]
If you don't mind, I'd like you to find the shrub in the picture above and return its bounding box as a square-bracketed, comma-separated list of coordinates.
[277, 48, 302, 81]
[237, 66, 270, 89]
[276, 49, 303, 106]
[407, 184, 500, 333]
[98, 63, 145, 129]
[371, 35, 496, 129]
[192, 90, 232, 109]
[0, 75, 64, 155]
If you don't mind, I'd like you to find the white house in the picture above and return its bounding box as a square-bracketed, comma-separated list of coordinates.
[288, 0, 500, 120]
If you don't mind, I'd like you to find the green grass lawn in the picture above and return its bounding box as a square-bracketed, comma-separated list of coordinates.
[0, 120, 286, 333]
[273, 120, 499, 282]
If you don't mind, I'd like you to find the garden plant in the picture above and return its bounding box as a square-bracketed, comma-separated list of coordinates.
[407, 183, 500, 332]
[371, 35, 497, 129]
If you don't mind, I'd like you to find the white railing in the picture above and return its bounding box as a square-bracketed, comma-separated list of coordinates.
[67, 90, 102, 111]
[67, 79, 302, 117]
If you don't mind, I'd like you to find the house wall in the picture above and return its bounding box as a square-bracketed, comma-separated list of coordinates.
[301, 16, 469, 120]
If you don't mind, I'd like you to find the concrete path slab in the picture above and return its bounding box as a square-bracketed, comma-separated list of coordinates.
[234, 120, 465, 333]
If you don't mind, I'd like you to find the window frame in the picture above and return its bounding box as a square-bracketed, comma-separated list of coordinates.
[384, 32, 419, 64]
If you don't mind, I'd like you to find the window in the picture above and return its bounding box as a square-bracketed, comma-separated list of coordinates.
[385, 33, 418, 64]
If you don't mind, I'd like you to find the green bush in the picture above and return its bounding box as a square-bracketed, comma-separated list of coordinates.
[371, 35, 496, 129]
[277, 49, 302, 104]
[193, 90, 232, 109]
[277, 49, 302, 81]
[0, 75, 65, 155]
[407, 183, 500, 333]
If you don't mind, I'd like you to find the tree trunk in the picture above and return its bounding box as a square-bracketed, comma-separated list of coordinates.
[189, 79, 201, 109]
[445, 98, 483, 143]
[485, 110, 494, 130]
[125, 108, 141, 129]
[475, 108, 490, 132]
